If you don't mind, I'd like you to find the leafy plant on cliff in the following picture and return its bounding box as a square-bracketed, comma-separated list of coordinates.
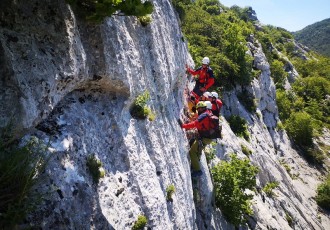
[130, 91, 155, 121]
[227, 115, 250, 141]
[66, 0, 153, 23]
[166, 184, 176, 202]
[132, 215, 147, 230]
[315, 173, 330, 211]
[211, 154, 259, 226]
[0, 135, 48, 228]
[262, 181, 279, 197]
[86, 154, 105, 184]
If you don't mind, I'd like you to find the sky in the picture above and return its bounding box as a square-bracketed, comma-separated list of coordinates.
[219, 0, 330, 31]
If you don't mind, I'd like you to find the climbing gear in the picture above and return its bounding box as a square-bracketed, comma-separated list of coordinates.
[202, 57, 210, 65]
[211, 91, 218, 99]
[198, 113, 221, 139]
[196, 101, 207, 109]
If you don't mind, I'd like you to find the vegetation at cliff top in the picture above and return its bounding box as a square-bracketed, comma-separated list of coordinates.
[66, 0, 153, 23]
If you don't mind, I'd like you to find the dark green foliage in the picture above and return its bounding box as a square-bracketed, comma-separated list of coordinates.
[270, 59, 287, 89]
[227, 115, 249, 141]
[276, 90, 294, 121]
[196, 0, 222, 15]
[211, 154, 259, 226]
[0, 136, 47, 228]
[285, 111, 313, 147]
[132, 215, 147, 230]
[237, 90, 256, 113]
[138, 15, 152, 27]
[293, 18, 330, 57]
[315, 174, 330, 210]
[174, 1, 254, 89]
[66, 0, 153, 23]
[86, 154, 105, 184]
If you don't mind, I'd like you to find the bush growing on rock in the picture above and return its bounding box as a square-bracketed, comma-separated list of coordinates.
[166, 184, 176, 202]
[86, 154, 105, 184]
[132, 215, 147, 230]
[227, 115, 250, 141]
[130, 91, 156, 121]
[211, 154, 259, 226]
[0, 135, 48, 228]
[315, 174, 330, 211]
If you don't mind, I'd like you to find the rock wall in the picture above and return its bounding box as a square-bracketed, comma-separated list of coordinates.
[1, 0, 329, 229]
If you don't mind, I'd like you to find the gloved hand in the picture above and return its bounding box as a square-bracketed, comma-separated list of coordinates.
[177, 119, 183, 128]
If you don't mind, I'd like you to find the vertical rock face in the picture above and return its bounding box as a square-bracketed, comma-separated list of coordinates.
[1, 0, 196, 229]
[1, 0, 329, 229]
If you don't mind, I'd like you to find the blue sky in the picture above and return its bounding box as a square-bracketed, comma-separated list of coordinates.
[219, 0, 330, 31]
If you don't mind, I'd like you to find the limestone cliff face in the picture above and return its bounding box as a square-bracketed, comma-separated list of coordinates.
[1, 0, 329, 229]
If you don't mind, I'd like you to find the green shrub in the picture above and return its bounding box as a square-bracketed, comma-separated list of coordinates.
[227, 115, 250, 141]
[241, 144, 252, 156]
[315, 174, 330, 210]
[0, 136, 47, 228]
[130, 91, 155, 120]
[262, 181, 279, 197]
[166, 184, 175, 202]
[270, 59, 287, 89]
[132, 215, 147, 230]
[86, 154, 105, 184]
[276, 121, 285, 131]
[211, 154, 259, 226]
[237, 90, 256, 113]
[138, 15, 152, 26]
[285, 111, 313, 147]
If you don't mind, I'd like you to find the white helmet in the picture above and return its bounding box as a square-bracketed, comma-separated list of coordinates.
[211, 91, 218, 99]
[202, 91, 211, 98]
[202, 57, 210, 65]
[205, 101, 212, 110]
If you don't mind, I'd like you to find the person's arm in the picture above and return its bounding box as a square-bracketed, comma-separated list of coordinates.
[204, 78, 214, 90]
[217, 99, 223, 109]
[186, 66, 201, 76]
[182, 120, 198, 129]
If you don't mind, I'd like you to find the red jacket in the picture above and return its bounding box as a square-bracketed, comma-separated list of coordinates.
[211, 99, 223, 117]
[182, 110, 213, 132]
[187, 66, 215, 90]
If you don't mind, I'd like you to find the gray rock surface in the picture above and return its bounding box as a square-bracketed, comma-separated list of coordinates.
[0, 0, 329, 229]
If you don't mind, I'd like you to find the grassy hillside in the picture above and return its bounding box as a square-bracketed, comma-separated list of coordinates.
[293, 18, 330, 57]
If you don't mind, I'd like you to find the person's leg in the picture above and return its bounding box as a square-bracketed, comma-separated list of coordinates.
[189, 140, 201, 171]
[192, 82, 203, 97]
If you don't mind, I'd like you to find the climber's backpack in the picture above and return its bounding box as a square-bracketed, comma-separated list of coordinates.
[199, 113, 221, 139]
